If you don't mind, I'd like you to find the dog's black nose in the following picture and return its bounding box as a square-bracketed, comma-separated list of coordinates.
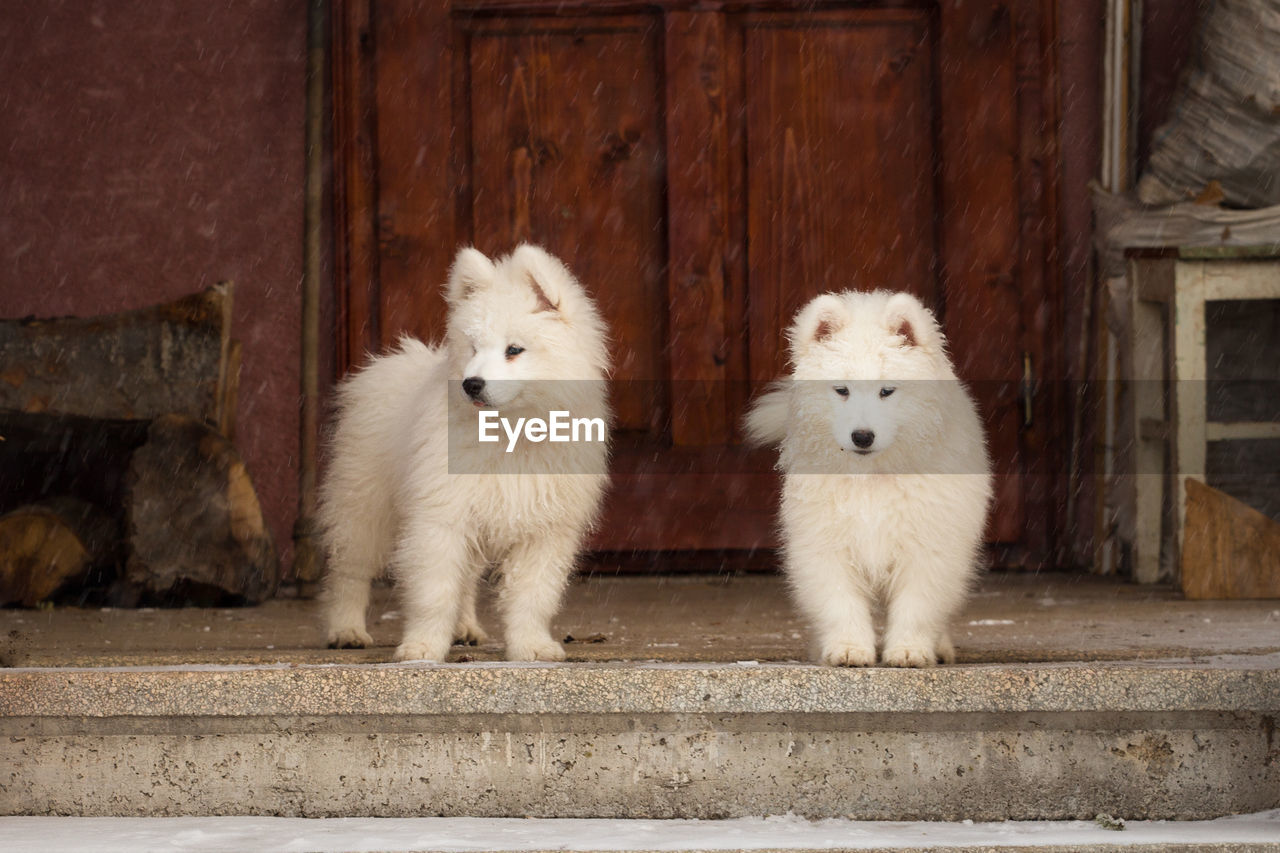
[462, 377, 486, 399]
[852, 430, 875, 449]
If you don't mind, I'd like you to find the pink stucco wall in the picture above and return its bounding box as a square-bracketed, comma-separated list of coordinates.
[0, 0, 307, 570]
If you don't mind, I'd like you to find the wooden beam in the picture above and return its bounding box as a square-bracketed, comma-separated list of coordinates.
[663, 10, 730, 446]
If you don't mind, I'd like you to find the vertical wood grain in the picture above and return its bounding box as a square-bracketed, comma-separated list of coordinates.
[741, 11, 937, 382]
[373, 0, 455, 349]
[465, 17, 666, 433]
[1014, 0, 1066, 559]
[664, 10, 730, 446]
[331, 0, 378, 373]
[936, 0, 1026, 541]
[331, 0, 1063, 558]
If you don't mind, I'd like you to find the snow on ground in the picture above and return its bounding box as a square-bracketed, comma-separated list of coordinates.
[2, 811, 1278, 853]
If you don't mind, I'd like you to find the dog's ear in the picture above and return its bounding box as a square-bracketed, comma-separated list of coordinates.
[882, 292, 943, 352]
[446, 247, 496, 304]
[511, 244, 568, 316]
[510, 244, 611, 373]
[789, 294, 848, 355]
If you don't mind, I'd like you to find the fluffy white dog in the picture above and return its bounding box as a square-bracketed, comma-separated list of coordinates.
[318, 244, 610, 662]
[746, 291, 992, 667]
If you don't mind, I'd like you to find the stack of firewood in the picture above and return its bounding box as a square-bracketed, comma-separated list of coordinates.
[0, 285, 279, 606]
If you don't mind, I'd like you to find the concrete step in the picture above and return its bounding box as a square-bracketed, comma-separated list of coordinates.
[3, 812, 1280, 852]
[3, 656, 1277, 821]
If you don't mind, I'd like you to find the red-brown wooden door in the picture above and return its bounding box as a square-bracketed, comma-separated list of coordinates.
[334, 0, 1061, 561]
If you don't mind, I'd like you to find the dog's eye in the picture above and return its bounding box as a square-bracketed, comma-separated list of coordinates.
[833, 386, 849, 398]
[879, 386, 896, 399]
[505, 345, 525, 360]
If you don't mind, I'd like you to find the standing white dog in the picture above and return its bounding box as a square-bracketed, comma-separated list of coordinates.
[319, 244, 610, 662]
[746, 291, 992, 667]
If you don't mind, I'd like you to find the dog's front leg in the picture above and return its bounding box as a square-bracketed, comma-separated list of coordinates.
[881, 553, 969, 668]
[497, 531, 577, 662]
[453, 561, 490, 646]
[786, 538, 877, 667]
[391, 524, 470, 662]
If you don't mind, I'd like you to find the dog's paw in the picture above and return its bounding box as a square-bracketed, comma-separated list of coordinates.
[327, 627, 373, 649]
[392, 640, 449, 662]
[506, 637, 567, 662]
[820, 643, 876, 667]
[881, 645, 936, 668]
[453, 622, 490, 646]
[935, 634, 956, 665]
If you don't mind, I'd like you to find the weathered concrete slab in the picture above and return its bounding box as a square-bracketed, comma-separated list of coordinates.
[2, 575, 1277, 821]
[2, 657, 1277, 821]
[2, 574, 1279, 667]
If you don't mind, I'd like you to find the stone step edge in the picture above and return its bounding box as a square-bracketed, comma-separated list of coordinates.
[3, 656, 1278, 718]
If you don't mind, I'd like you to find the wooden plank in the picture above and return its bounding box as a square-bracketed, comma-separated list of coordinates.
[1134, 256, 1175, 302]
[664, 10, 730, 446]
[1206, 423, 1280, 441]
[722, 16, 752, 440]
[1181, 477, 1280, 599]
[373, 0, 455, 349]
[936, 0, 1025, 543]
[1172, 261, 1209, 567]
[1200, 260, 1280, 302]
[1012, 0, 1066, 562]
[331, 0, 379, 372]
[464, 15, 666, 434]
[1131, 258, 1169, 583]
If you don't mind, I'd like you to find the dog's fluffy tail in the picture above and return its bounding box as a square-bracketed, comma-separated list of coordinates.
[743, 384, 790, 446]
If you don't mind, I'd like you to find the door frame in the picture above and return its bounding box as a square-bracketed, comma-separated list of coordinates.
[330, 0, 1066, 566]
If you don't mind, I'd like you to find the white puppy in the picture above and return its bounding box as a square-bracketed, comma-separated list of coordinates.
[319, 245, 610, 662]
[746, 291, 992, 667]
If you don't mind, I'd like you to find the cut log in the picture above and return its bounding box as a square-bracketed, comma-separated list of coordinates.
[0, 408, 279, 606]
[0, 499, 117, 606]
[0, 283, 236, 432]
[1181, 477, 1280, 600]
[124, 414, 279, 605]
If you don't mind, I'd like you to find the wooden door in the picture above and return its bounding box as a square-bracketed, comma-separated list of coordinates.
[333, 0, 1062, 562]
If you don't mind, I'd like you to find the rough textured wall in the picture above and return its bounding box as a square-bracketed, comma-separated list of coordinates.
[0, 0, 306, 570]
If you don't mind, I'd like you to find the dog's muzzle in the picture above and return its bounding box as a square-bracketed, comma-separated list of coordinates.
[462, 376, 486, 406]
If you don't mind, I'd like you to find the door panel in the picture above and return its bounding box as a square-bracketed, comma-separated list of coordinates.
[740, 10, 938, 383]
[465, 16, 667, 433]
[333, 0, 1059, 561]
[372, 1, 455, 351]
